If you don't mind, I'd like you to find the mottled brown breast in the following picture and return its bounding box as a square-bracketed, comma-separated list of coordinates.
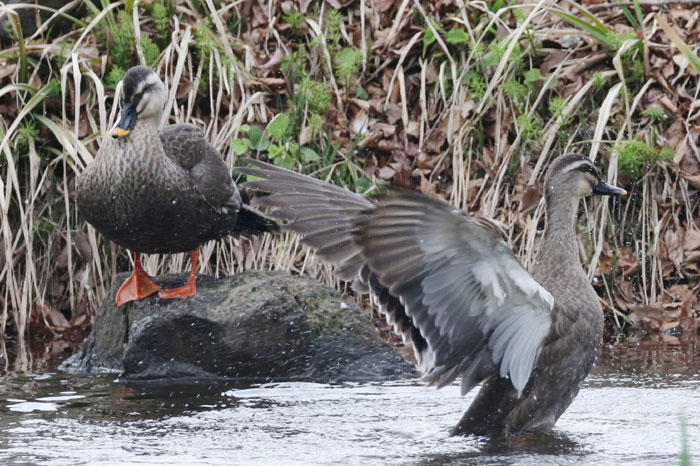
[76, 121, 241, 254]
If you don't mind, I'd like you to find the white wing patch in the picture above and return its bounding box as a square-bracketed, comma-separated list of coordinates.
[472, 260, 508, 306]
[509, 266, 555, 311]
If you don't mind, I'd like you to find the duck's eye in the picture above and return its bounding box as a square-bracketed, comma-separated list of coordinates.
[578, 164, 598, 177]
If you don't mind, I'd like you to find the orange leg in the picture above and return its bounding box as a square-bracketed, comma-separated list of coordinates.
[158, 250, 199, 300]
[116, 252, 161, 306]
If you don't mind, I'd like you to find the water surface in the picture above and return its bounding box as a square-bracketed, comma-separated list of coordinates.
[0, 337, 697, 465]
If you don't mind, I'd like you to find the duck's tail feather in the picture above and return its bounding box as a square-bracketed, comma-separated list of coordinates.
[235, 190, 280, 236]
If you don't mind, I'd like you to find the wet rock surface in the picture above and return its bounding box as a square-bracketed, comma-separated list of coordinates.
[61, 271, 416, 382]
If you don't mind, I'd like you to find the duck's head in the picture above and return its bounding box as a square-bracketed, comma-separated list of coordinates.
[545, 153, 627, 199]
[109, 66, 166, 139]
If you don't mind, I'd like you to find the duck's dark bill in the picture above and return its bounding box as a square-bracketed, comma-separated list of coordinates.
[592, 179, 627, 197]
[109, 102, 137, 138]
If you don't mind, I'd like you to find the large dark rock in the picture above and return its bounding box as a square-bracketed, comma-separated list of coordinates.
[61, 271, 416, 382]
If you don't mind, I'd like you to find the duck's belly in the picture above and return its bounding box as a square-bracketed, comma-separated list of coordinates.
[78, 173, 235, 254]
[91, 205, 229, 254]
[510, 311, 602, 433]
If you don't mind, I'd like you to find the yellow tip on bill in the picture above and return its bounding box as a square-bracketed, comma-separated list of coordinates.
[109, 127, 131, 138]
[620, 189, 628, 197]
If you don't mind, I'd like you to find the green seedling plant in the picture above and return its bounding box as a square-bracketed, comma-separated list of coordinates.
[549, 97, 573, 127]
[334, 47, 363, 91]
[592, 72, 607, 89]
[194, 25, 217, 94]
[283, 9, 305, 30]
[16, 120, 38, 150]
[150, 1, 173, 45]
[323, 8, 344, 52]
[463, 71, 487, 101]
[446, 27, 469, 45]
[105, 66, 125, 88]
[515, 112, 543, 143]
[615, 139, 673, 180]
[109, 10, 137, 68]
[643, 106, 668, 122]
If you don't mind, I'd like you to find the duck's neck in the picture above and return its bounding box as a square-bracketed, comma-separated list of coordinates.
[130, 119, 161, 144]
[534, 189, 583, 277]
[143, 113, 162, 129]
[137, 118, 159, 133]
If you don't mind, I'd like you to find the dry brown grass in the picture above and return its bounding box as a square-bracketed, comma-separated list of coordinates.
[0, 0, 699, 343]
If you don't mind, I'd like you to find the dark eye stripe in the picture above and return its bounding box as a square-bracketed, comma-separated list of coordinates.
[578, 164, 598, 177]
[129, 83, 157, 105]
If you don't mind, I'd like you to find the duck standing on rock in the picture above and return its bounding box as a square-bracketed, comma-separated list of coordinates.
[77, 66, 277, 306]
[240, 154, 626, 437]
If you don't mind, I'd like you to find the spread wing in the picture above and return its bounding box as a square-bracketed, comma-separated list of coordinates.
[239, 160, 374, 288]
[353, 192, 554, 395]
[240, 159, 554, 395]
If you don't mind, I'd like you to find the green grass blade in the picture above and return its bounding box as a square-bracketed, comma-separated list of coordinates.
[571, 3, 609, 30]
[633, 0, 644, 29]
[551, 9, 615, 49]
[679, 416, 691, 466]
[8, 12, 27, 82]
[621, 7, 640, 30]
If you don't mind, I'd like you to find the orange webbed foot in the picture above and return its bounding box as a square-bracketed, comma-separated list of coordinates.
[158, 249, 199, 301]
[158, 280, 197, 300]
[116, 255, 161, 306]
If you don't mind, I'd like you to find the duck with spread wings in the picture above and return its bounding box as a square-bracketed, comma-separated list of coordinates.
[239, 154, 625, 436]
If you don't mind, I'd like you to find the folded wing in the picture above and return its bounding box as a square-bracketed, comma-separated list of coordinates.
[159, 124, 240, 211]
